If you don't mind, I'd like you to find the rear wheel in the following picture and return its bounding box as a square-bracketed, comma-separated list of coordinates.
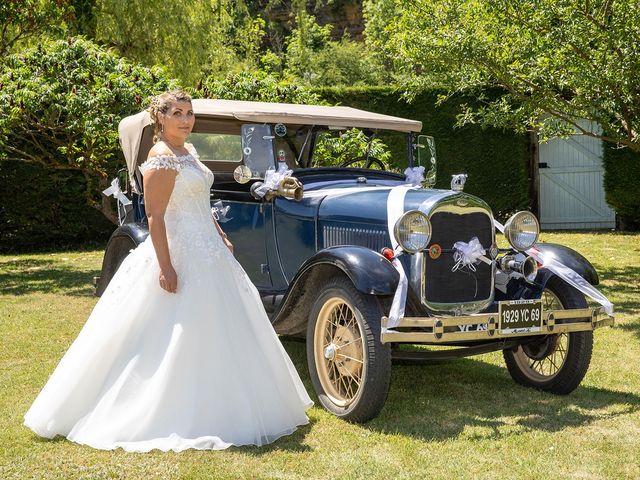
[503, 276, 593, 394]
[307, 276, 391, 422]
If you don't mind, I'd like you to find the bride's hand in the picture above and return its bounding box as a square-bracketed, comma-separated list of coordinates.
[223, 237, 234, 254]
[159, 265, 178, 293]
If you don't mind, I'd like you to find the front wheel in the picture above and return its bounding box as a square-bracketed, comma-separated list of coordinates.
[503, 276, 593, 394]
[307, 276, 391, 423]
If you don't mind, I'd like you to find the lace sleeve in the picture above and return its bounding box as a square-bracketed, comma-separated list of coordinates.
[139, 155, 183, 175]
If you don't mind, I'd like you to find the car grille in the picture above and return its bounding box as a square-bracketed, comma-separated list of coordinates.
[424, 211, 494, 306]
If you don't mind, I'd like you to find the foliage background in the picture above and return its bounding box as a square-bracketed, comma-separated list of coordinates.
[1, 0, 639, 253]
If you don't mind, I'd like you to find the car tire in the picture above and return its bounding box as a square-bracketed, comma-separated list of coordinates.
[503, 276, 593, 394]
[306, 275, 391, 423]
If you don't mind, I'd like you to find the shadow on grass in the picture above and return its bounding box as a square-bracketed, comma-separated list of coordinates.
[373, 357, 640, 442]
[618, 321, 640, 341]
[281, 340, 639, 443]
[596, 265, 640, 315]
[0, 258, 98, 297]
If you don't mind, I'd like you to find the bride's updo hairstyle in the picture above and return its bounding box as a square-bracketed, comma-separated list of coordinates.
[148, 89, 193, 143]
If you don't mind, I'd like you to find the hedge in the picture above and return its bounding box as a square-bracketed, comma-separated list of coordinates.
[603, 144, 640, 229]
[316, 86, 531, 220]
[0, 161, 113, 252]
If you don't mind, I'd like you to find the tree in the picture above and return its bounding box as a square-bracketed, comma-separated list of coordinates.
[366, 0, 640, 150]
[284, 8, 385, 87]
[0, 37, 176, 223]
[0, 0, 73, 57]
[94, 0, 266, 86]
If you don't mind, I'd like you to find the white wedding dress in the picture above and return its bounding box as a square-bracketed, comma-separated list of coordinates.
[24, 149, 313, 452]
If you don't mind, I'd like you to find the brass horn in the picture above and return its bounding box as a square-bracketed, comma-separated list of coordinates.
[275, 176, 304, 201]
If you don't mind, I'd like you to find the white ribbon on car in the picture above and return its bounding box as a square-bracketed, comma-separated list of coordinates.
[494, 220, 614, 316]
[452, 237, 492, 272]
[253, 163, 292, 199]
[404, 166, 425, 186]
[211, 200, 231, 223]
[385, 185, 417, 330]
[102, 177, 132, 225]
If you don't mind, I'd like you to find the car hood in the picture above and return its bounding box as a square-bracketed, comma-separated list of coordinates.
[308, 184, 491, 224]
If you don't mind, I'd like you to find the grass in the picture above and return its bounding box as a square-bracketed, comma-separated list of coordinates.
[1, 232, 639, 479]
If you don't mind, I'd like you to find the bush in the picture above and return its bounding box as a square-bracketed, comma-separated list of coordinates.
[0, 37, 176, 222]
[195, 70, 324, 104]
[0, 37, 177, 251]
[317, 86, 530, 219]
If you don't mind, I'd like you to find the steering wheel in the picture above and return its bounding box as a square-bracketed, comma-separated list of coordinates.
[338, 156, 387, 170]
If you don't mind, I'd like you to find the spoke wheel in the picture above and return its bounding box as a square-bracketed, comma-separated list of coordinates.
[314, 298, 365, 407]
[307, 275, 391, 422]
[514, 289, 569, 380]
[503, 276, 593, 395]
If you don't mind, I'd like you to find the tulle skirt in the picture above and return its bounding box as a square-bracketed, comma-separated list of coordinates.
[24, 225, 312, 452]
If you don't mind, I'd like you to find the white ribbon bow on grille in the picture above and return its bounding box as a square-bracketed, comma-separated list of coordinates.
[404, 166, 425, 186]
[452, 237, 491, 272]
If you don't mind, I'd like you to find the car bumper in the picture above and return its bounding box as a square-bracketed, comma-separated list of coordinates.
[381, 306, 614, 344]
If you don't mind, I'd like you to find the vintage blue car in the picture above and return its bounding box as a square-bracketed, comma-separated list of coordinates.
[97, 99, 614, 422]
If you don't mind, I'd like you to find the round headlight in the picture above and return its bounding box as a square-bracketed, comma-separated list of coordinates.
[393, 210, 432, 253]
[504, 211, 540, 251]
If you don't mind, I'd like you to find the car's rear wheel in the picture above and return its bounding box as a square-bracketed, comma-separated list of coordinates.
[503, 276, 593, 394]
[307, 275, 391, 423]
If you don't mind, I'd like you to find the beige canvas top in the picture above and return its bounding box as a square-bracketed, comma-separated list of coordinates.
[118, 98, 423, 185]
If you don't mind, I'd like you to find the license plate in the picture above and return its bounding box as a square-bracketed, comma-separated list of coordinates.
[498, 299, 543, 334]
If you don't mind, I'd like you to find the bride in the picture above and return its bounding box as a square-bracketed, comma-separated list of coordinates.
[23, 90, 313, 452]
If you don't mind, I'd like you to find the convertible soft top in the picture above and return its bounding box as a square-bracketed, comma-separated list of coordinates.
[118, 99, 423, 185]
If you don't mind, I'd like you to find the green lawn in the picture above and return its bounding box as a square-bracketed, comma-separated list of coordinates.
[1, 232, 639, 479]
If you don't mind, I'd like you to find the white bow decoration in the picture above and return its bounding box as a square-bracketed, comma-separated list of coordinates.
[102, 177, 132, 225]
[253, 163, 292, 198]
[404, 166, 425, 186]
[452, 237, 491, 272]
[211, 200, 232, 223]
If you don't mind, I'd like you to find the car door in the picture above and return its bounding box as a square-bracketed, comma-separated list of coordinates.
[189, 121, 276, 290]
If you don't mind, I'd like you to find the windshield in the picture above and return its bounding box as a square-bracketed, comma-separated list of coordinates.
[187, 122, 412, 177]
[270, 125, 409, 172]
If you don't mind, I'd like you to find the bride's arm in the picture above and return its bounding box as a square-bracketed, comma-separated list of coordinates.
[211, 215, 234, 254]
[143, 168, 178, 292]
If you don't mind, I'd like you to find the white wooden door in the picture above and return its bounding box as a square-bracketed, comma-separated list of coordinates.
[538, 121, 615, 230]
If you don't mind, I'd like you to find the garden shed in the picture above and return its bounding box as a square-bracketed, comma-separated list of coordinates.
[533, 121, 616, 230]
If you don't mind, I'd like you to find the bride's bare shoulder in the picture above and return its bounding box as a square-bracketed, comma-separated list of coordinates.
[148, 141, 174, 159]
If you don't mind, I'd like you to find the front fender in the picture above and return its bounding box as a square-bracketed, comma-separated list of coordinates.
[534, 243, 599, 285]
[297, 246, 400, 295]
[95, 223, 149, 296]
[497, 243, 600, 302]
[270, 246, 399, 336]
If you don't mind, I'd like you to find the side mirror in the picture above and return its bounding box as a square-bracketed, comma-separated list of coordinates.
[416, 135, 437, 188]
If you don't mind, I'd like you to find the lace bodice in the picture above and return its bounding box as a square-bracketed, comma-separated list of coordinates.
[139, 149, 222, 269]
[139, 150, 214, 219]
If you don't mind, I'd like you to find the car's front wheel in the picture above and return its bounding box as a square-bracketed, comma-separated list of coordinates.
[503, 276, 593, 394]
[307, 275, 391, 423]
